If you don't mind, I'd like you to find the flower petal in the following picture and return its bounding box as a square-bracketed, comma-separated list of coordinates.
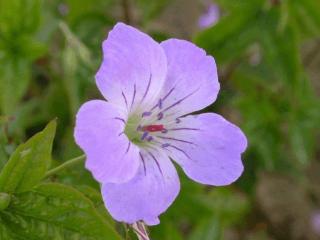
[101, 150, 180, 225]
[96, 23, 167, 113]
[163, 113, 246, 186]
[74, 100, 140, 183]
[158, 39, 219, 118]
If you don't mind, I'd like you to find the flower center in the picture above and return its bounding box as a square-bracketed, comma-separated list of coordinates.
[122, 86, 200, 150]
[124, 107, 171, 147]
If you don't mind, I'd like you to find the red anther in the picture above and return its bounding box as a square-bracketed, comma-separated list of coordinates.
[142, 124, 165, 132]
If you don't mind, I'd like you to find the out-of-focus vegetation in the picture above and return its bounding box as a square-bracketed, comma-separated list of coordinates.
[0, 0, 319, 239]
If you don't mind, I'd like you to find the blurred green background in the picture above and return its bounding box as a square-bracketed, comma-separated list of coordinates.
[0, 0, 320, 239]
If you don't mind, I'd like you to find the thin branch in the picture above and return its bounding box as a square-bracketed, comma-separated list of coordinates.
[45, 155, 86, 178]
[122, 0, 132, 24]
[303, 39, 320, 67]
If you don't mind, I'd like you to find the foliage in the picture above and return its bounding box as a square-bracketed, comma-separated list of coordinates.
[0, 122, 121, 239]
[0, 0, 319, 239]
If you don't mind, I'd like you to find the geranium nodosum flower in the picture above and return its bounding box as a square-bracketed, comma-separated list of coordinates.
[198, 3, 220, 29]
[74, 23, 247, 225]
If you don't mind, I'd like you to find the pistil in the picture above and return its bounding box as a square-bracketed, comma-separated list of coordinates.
[142, 124, 165, 132]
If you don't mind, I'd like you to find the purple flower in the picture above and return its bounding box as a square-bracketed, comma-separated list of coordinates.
[74, 23, 247, 225]
[198, 3, 220, 29]
[312, 211, 320, 235]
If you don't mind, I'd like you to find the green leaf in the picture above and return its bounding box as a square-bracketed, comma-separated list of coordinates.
[0, 120, 56, 193]
[189, 216, 222, 240]
[1, 183, 122, 240]
[258, 20, 302, 86]
[0, 0, 42, 36]
[194, 188, 250, 225]
[0, 59, 31, 115]
[0, 0, 46, 115]
[59, 22, 94, 115]
[137, 0, 170, 24]
[0, 193, 11, 211]
[293, 0, 320, 36]
[75, 185, 116, 226]
[194, 0, 263, 63]
[0, 217, 14, 240]
[151, 221, 183, 240]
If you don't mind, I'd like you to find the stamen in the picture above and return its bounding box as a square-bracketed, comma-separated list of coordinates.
[147, 136, 153, 142]
[161, 129, 168, 133]
[162, 143, 170, 148]
[158, 99, 162, 109]
[142, 111, 152, 117]
[141, 132, 148, 141]
[157, 112, 164, 120]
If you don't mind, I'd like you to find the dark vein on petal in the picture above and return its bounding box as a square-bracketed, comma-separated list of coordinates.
[168, 127, 201, 131]
[150, 87, 175, 111]
[162, 87, 175, 101]
[114, 117, 126, 124]
[125, 141, 131, 154]
[130, 84, 136, 110]
[140, 73, 152, 103]
[121, 91, 128, 108]
[161, 87, 200, 113]
[169, 144, 192, 160]
[148, 151, 163, 176]
[139, 152, 147, 176]
[156, 136, 195, 145]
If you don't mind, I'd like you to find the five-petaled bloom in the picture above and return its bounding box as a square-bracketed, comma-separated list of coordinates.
[74, 23, 247, 225]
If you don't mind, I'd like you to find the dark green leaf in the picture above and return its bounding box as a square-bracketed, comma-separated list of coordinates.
[0, 0, 42, 36]
[75, 185, 115, 226]
[0, 59, 31, 115]
[0, 217, 14, 240]
[0, 120, 56, 193]
[0, 193, 11, 211]
[2, 183, 122, 240]
[294, 0, 320, 36]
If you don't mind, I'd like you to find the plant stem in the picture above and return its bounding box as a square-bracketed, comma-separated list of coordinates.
[121, 0, 132, 24]
[45, 155, 86, 178]
[132, 222, 150, 240]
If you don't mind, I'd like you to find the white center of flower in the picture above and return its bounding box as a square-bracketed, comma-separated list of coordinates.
[119, 85, 199, 157]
